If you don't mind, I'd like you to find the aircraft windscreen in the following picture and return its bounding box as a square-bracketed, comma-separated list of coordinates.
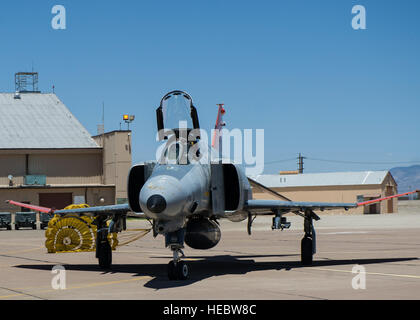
[162, 92, 193, 130]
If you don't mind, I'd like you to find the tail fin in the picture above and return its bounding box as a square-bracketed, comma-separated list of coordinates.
[211, 104, 226, 155]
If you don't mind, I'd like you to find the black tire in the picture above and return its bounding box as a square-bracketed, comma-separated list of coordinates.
[301, 237, 313, 265]
[32, 224, 37, 230]
[98, 241, 112, 269]
[167, 261, 189, 280]
[15, 225, 19, 230]
[6, 225, 11, 230]
[167, 261, 177, 280]
[175, 261, 189, 280]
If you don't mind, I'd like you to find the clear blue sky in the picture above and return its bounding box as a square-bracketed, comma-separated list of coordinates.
[0, 0, 419, 173]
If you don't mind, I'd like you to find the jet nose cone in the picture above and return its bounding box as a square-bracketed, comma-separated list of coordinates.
[146, 195, 166, 214]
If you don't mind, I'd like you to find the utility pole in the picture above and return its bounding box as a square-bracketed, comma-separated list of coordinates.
[297, 153, 306, 174]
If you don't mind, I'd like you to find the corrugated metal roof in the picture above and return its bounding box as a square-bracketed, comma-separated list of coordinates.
[251, 171, 390, 188]
[0, 93, 99, 149]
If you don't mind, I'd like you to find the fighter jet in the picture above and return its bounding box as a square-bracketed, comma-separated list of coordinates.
[7, 90, 417, 280]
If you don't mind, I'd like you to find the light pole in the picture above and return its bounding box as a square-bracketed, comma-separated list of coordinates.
[123, 114, 135, 130]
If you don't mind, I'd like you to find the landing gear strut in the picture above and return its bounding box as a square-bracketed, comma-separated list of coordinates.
[95, 217, 112, 269]
[168, 248, 189, 280]
[301, 209, 319, 265]
[247, 213, 256, 235]
[165, 229, 189, 280]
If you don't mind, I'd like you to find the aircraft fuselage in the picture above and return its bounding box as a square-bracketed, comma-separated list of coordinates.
[139, 163, 212, 233]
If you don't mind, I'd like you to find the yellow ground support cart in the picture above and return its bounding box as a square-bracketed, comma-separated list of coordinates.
[44, 204, 149, 255]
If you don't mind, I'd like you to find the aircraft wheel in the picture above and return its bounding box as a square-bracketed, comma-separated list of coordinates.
[301, 236, 313, 265]
[167, 261, 189, 280]
[168, 261, 176, 280]
[98, 241, 112, 269]
[176, 261, 189, 280]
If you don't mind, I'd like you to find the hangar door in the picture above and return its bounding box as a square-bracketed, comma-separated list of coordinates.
[39, 193, 72, 210]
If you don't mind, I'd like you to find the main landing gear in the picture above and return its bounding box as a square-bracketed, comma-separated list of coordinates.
[301, 209, 319, 265]
[166, 229, 190, 280]
[96, 217, 112, 269]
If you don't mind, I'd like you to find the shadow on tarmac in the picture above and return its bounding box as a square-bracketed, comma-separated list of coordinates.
[15, 255, 418, 290]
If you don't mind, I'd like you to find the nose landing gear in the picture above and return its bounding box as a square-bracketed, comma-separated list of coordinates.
[168, 248, 189, 280]
[165, 228, 190, 280]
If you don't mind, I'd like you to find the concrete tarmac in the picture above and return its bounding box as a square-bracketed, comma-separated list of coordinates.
[1, 201, 420, 300]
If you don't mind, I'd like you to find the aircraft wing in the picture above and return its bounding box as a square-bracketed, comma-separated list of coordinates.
[54, 204, 133, 216]
[5, 200, 140, 218]
[245, 199, 357, 215]
[248, 177, 292, 201]
[355, 191, 418, 206]
[245, 190, 418, 215]
[6, 200, 54, 214]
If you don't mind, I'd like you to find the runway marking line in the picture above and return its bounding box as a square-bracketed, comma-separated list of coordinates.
[313, 267, 420, 280]
[0, 246, 44, 255]
[319, 232, 369, 235]
[0, 276, 151, 299]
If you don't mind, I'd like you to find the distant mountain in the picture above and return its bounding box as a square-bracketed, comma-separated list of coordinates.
[390, 165, 420, 193]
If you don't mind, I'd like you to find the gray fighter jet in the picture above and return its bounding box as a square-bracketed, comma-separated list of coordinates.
[7, 90, 416, 280]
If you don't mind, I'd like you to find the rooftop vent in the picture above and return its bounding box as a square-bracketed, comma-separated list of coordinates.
[14, 91, 21, 99]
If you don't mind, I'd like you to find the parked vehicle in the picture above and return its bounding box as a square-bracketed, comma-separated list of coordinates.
[0, 212, 12, 230]
[15, 212, 37, 230]
[40, 213, 52, 230]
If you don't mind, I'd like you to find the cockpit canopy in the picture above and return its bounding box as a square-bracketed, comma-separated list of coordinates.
[156, 90, 200, 141]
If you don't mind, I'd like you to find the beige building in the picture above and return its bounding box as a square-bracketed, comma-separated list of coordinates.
[252, 171, 398, 214]
[92, 130, 133, 203]
[0, 92, 131, 213]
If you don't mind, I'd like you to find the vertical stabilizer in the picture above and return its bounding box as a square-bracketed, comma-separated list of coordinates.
[211, 104, 226, 157]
